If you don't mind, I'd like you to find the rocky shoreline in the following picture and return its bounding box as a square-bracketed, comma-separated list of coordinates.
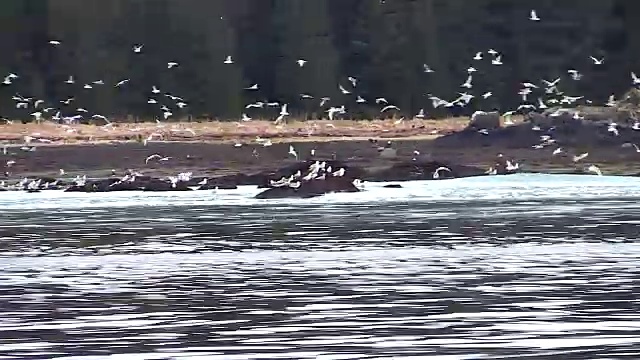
[3, 109, 640, 198]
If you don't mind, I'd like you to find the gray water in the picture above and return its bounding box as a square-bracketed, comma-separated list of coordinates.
[0, 174, 639, 359]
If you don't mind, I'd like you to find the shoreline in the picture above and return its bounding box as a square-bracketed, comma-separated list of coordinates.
[2, 116, 640, 189]
[2, 137, 639, 183]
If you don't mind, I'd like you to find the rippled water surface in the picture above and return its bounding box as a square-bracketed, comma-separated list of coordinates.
[1, 174, 639, 359]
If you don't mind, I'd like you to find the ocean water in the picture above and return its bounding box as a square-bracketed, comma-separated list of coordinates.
[0, 174, 639, 359]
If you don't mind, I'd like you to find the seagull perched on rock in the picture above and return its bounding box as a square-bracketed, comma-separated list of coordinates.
[529, 9, 540, 21]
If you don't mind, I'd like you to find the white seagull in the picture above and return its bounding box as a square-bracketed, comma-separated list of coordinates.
[529, 10, 540, 21]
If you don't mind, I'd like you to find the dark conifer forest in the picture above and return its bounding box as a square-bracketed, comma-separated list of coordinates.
[0, 0, 638, 121]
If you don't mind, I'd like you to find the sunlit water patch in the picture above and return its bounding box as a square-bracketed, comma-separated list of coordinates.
[0, 174, 639, 358]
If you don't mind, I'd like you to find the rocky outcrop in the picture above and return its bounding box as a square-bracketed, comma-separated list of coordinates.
[467, 111, 501, 131]
[255, 176, 360, 199]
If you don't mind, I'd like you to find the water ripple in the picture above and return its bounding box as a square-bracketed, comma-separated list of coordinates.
[0, 175, 639, 358]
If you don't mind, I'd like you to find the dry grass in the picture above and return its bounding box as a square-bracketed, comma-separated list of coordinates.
[0, 115, 526, 145]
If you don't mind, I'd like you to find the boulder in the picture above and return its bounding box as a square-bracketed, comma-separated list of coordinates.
[255, 176, 360, 199]
[383, 184, 403, 188]
[142, 179, 192, 192]
[466, 111, 501, 131]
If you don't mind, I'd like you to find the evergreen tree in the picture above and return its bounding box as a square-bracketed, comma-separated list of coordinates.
[272, 0, 340, 119]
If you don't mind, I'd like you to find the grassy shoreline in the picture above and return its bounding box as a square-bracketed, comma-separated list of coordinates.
[0, 116, 527, 145]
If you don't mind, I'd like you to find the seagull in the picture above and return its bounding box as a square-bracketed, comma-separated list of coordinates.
[92, 114, 109, 121]
[590, 56, 604, 65]
[339, 84, 351, 95]
[542, 77, 561, 88]
[461, 75, 473, 88]
[332, 168, 346, 177]
[356, 95, 366, 103]
[491, 55, 503, 65]
[319, 97, 331, 107]
[224, 56, 233, 64]
[573, 152, 589, 162]
[375, 97, 388, 104]
[348, 76, 357, 87]
[115, 79, 130, 87]
[433, 166, 451, 179]
[632, 72, 640, 85]
[587, 164, 602, 176]
[241, 113, 252, 121]
[380, 105, 400, 113]
[482, 92, 492, 99]
[279, 104, 289, 117]
[49, 40, 61, 45]
[288, 145, 298, 159]
[529, 9, 540, 21]
[415, 109, 425, 119]
[245, 84, 258, 90]
[327, 106, 344, 121]
[145, 154, 165, 164]
[473, 52, 482, 60]
[608, 123, 619, 136]
[423, 64, 435, 73]
[133, 44, 143, 53]
[567, 69, 583, 81]
[297, 59, 307, 67]
[167, 62, 179, 68]
[65, 76, 75, 84]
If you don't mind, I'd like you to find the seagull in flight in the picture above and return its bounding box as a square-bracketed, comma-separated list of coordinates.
[590, 56, 604, 65]
[339, 84, 351, 95]
[288, 145, 298, 159]
[167, 62, 179, 68]
[380, 105, 400, 113]
[297, 59, 307, 67]
[133, 44, 143, 53]
[115, 79, 130, 87]
[224, 56, 233, 64]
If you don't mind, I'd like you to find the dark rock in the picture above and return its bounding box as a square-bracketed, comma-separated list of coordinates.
[255, 176, 360, 199]
[142, 179, 192, 192]
[466, 111, 501, 131]
[383, 184, 403, 188]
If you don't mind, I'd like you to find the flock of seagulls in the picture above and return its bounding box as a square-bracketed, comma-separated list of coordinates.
[269, 160, 348, 190]
[2, 7, 640, 183]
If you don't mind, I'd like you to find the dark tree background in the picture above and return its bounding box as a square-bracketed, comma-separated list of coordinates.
[0, 0, 637, 121]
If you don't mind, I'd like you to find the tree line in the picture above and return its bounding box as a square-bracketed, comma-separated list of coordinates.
[0, 0, 638, 122]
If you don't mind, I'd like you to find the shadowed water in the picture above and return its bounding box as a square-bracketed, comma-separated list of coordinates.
[0, 174, 639, 359]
